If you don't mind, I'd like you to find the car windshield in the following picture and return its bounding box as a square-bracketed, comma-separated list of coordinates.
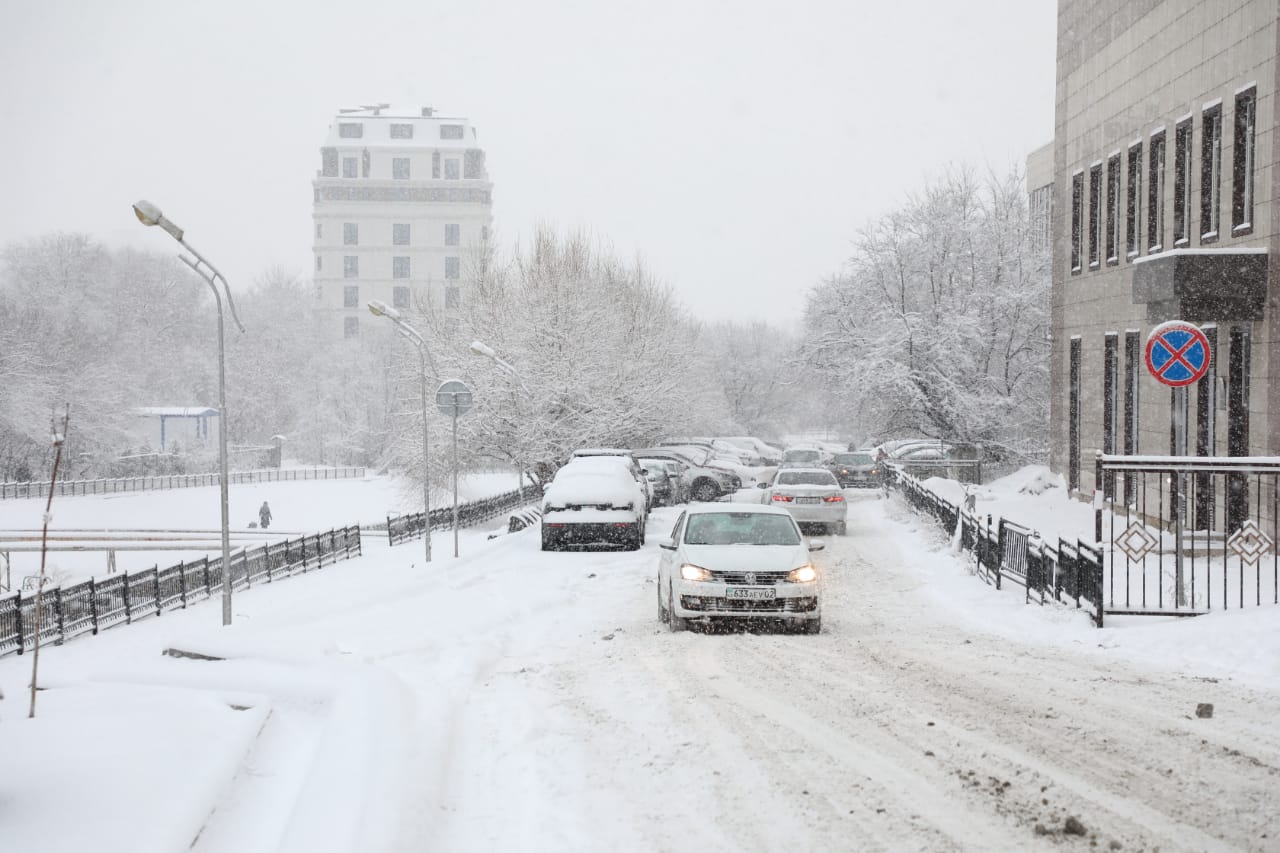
[833, 453, 872, 465]
[784, 450, 822, 463]
[777, 471, 838, 486]
[683, 512, 801, 546]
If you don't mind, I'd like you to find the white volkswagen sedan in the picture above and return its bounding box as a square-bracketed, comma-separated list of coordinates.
[757, 467, 847, 535]
[656, 504, 823, 633]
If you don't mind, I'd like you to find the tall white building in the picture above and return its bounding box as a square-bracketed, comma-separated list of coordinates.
[312, 105, 493, 338]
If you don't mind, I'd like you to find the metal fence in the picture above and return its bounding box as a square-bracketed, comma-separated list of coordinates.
[0, 526, 361, 657]
[0, 467, 367, 500]
[894, 468, 1105, 626]
[387, 485, 544, 546]
[1095, 454, 1279, 617]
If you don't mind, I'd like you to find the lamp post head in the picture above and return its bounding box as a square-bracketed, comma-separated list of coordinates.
[367, 299, 401, 320]
[132, 199, 184, 241]
[470, 340, 497, 358]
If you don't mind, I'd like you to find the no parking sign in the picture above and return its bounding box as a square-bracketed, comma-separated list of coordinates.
[1144, 321, 1211, 387]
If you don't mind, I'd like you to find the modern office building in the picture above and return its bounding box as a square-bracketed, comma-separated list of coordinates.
[312, 105, 493, 338]
[1048, 1, 1277, 512]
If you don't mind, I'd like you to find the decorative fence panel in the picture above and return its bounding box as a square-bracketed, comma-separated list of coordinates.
[0, 526, 362, 658]
[387, 485, 544, 546]
[0, 467, 366, 501]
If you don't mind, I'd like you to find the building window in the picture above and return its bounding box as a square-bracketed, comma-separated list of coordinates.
[343, 285, 359, 308]
[362, 149, 370, 178]
[432, 151, 441, 179]
[445, 223, 460, 246]
[1173, 119, 1192, 246]
[1069, 337, 1081, 493]
[321, 148, 338, 177]
[1123, 330, 1140, 504]
[445, 256, 460, 279]
[1232, 87, 1256, 235]
[440, 124, 464, 140]
[344, 256, 358, 278]
[1102, 333, 1118, 500]
[338, 122, 363, 138]
[344, 316, 359, 338]
[315, 255, 322, 272]
[392, 157, 410, 179]
[390, 123, 414, 139]
[1088, 163, 1101, 269]
[342, 157, 358, 179]
[464, 149, 486, 179]
[315, 223, 323, 239]
[1201, 104, 1222, 242]
[1226, 326, 1251, 531]
[1070, 171, 1083, 273]
[393, 286, 410, 309]
[1105, 154, 1120, 265]
[445, 286, 459, 308]
[393, 223, 410, 245]
[444, 158, 461, 180]
[1147, 130, 1166, 252]
[393, 256, 410, 279]
[343, 222, 358, 245]
[1125, 143, 1142, 258]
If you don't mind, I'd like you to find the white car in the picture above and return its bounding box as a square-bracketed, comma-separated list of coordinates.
[757, 467, 847, 535]
[656, 504, 823, 633]
[541, 461, 647, 550]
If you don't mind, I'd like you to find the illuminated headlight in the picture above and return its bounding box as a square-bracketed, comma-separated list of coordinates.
[680, 563, 712, 581]
[787, 564, 817, 583]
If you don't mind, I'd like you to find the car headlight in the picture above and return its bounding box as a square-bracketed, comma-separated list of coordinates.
[787, 564, 817, 583]
[680, 563, 712, 581]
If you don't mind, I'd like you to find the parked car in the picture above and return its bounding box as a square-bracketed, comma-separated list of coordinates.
[637, 457, 684, 506]
[779, 446, 827, 468]
[828, 451, 876, 488]
[757, 467, 847, 535]
[570, 448, 654, 509]
[718, 436, 783, 466]
[541, 461, 647, 551]
[630, 446, 742, 502]
[656, 504, 823, 633]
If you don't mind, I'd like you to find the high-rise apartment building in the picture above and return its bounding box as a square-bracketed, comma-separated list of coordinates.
[312, 105, 493, 338]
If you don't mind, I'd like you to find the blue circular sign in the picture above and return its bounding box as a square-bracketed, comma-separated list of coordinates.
[1145, 322, 1211, 387]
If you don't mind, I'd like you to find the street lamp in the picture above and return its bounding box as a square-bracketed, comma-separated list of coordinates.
[369, 300, 432, 563]
[470, 339, 533, 490]
[132, 200, 245, 626]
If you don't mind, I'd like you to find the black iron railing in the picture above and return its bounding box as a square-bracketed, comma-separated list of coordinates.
[0, 467, 367, 500]
[387, 485, 543, 546]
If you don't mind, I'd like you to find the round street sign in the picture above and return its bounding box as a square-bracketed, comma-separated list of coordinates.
[1144, 321, 1211, 387]
[435, 379, 473, 417]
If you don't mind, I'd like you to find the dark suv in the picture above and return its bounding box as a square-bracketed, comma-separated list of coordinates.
[828, 451, 876, 488]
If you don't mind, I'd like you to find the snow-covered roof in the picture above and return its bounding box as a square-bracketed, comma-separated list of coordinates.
[324, 106, 479, 149]
[135, 407, 218, 417]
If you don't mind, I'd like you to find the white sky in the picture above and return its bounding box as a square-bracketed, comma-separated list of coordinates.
[0, 0, 1056, 326]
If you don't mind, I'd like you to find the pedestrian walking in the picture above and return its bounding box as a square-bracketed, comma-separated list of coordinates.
[259, 501, 272, 530]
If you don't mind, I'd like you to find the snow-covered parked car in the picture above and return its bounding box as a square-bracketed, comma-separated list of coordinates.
[657, 504, 823, 633]
[757, 467, 847, 535]
[541, 460, 647, 551]
[630, 446, 742, 502]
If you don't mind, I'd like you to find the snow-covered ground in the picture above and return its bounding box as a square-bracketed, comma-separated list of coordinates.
[2, 473, 1277, 851]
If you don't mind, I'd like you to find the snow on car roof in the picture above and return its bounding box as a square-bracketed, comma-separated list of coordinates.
[683, 503, 793, 517]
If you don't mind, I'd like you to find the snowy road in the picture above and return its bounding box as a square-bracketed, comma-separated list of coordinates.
[392, 493, 1279, 852]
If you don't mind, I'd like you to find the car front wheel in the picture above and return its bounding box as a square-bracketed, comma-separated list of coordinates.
[690, 479, 720, 502]
[668, 585, 688, 632]
[657, 579, 669, 623]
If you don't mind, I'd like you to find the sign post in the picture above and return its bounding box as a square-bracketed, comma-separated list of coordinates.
[1144, 321, 1212, 606]
[436, 379, 473, 558]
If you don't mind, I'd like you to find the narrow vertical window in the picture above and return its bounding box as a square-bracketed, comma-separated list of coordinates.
[393, 256, 410, 279]
[445, 257, 460, 279]
[1226, 326, 1251, 532]
[1194, 325, 1217, 529]
[342, 157, 358, 179]
[1071, 171, 1084, 273]
[1200, 104, 1222, 241]
[1069, 337, 1082, 492]
[392, 158, 410, 179]
[1126, 143, 1142, 258]
[343, 223, 358, 245]
[1106, 154, 1121, 264]
[393, 286, 410, 309]
[1123, 331, 1140, 504]
[343, 285, 358, 307]
[1088, 164, 1102, 268]
[1102, 333, 1118, 499]
[445, 223, 460, 246]
[344, 316, 359, 338]
[445, 286, 460, 309]
[343, 256, 358, 278]
[1173, 119, 1192, 245]
[1148, 130, 1166, 252]
[392, 223, 410, 245]
[1232, 86, 1256, 234]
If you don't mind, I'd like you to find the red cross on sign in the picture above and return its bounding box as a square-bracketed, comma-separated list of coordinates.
[1144, 321, 1211, 387]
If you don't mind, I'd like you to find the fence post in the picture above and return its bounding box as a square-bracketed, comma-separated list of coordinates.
[123, 572, 132, 624]
[54, 586, 65, 645]
[1094, 451, 1104, 545]
[14, 590, 23, 655]
[993, 518, 1003, 590]
[300, 536, 308, 573]
[178, 559, 187, 608]
[89, 577, 99, 635]
[154, 565, 161, 616]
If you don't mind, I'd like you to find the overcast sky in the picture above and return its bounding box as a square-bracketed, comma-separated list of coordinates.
[1, 0, 1056, 327]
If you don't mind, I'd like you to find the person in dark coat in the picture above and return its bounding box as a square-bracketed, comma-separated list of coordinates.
[259, 501, 272, 530]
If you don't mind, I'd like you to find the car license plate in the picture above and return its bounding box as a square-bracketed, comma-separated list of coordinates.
[726, 587, 775, 600]
[796, 496, 820, 504]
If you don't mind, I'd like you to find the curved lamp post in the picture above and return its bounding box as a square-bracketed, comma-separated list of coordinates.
[369, 300, 432, 563]
[470, 339, 534, 490]
[132, 200, 245, 626]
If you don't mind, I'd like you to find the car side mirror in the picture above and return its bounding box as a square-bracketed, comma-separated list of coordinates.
[807, 540, 825, 552]
[659, 541, 676, 551]
[756, 482, 768, 489]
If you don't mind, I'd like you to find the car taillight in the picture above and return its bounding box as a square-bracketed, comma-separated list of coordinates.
[824, 494, 845, 502]
[771, 494, 794, 502]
